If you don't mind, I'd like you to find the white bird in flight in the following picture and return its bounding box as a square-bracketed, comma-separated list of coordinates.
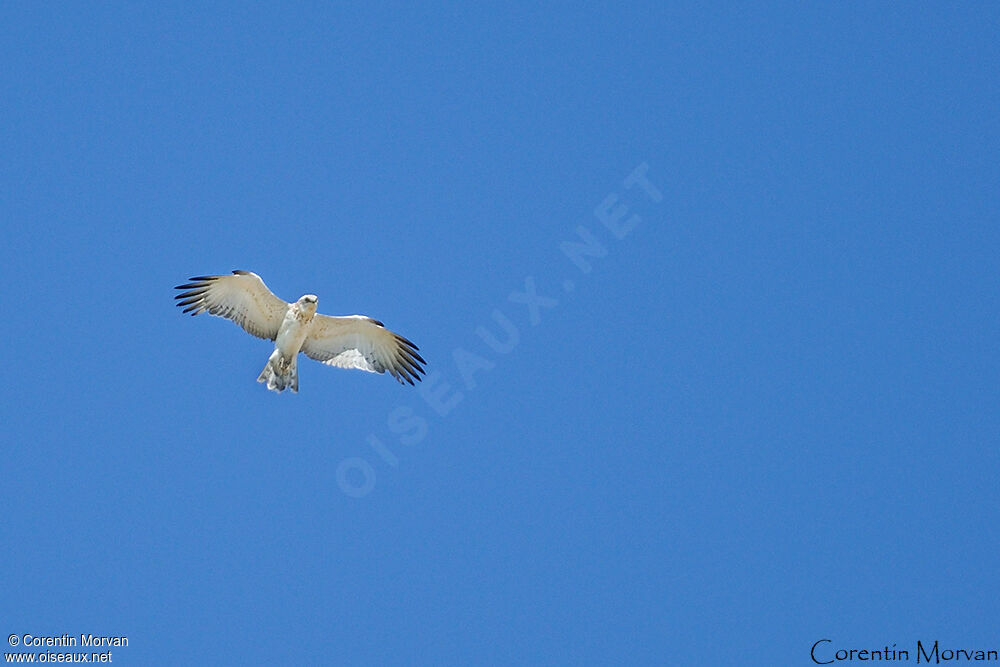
[175, 270, 425, 393]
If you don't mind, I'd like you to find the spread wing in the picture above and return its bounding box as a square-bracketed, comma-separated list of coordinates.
[174, 270, 289, 340]
[301, 315, 426, 385]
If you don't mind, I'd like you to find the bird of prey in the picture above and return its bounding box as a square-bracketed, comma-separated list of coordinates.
[174, 270, 425, 393]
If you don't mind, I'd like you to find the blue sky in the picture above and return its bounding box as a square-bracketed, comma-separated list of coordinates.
[2, 3, 998, 665]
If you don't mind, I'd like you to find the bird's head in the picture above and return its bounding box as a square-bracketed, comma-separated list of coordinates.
[298, 294, 318, 314]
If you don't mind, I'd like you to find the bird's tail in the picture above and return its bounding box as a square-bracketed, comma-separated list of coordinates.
[257, 352, 298, 393]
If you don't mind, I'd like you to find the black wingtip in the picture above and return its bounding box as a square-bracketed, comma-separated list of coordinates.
[397, 359, 424, 382]
[393, 334, 419, 351]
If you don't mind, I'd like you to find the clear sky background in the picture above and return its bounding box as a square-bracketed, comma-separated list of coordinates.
[2, 3, 998, 665]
